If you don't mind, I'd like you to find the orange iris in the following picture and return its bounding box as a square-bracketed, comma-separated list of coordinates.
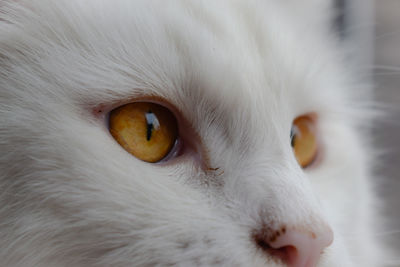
[109, 102, 178, 163]
[291, 116, 318, 168]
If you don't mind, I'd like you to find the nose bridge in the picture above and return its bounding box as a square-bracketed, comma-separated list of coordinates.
[243, 161, 334, 267]
[252, 159, 322, 221]
[273, 166, 328, 232]
[227, 137, 330, 223]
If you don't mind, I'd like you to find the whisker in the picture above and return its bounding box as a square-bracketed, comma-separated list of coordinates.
[374, 72, 400, 76]
[372, 230, 400, 237]
[374, 65, 400, 71]
[384, 260, 400, 267]
[374, 29, 400, 41]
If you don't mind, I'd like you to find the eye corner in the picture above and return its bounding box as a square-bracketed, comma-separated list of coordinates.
[91, 104, 107, 118]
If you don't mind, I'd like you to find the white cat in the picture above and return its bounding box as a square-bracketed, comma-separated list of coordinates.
[0, 0, 389, 266]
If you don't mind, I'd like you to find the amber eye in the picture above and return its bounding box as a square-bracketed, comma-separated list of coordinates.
[290, 115, 318, 168]
[109, 102, 178, 163]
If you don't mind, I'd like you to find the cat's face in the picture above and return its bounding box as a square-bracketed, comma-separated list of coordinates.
[0, 0, 383, 266]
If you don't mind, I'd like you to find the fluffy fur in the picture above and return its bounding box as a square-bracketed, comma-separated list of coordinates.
[0, 0, 387, 266]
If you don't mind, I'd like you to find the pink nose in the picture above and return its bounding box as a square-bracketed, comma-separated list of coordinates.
[254, 225, 333, 267]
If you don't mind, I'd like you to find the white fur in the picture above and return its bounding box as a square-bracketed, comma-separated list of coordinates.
[0, 0, 387, 266]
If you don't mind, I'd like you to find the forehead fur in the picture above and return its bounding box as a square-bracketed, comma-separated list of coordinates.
[0, 0, 357, 129]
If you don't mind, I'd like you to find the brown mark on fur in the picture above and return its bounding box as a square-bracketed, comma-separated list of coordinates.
[176, 240, 192, 250]
[252, 224, 290, 249]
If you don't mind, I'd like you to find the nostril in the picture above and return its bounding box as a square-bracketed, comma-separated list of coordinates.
[253, 225, 333, 267]
[268, 245, 297, 264]
[254, 237, 298, 265]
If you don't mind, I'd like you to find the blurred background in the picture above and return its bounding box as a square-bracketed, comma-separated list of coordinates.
[374, 0, 400, 250]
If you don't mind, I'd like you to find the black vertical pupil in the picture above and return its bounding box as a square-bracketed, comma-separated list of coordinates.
[146, 110, 154, 141]
[290, 127, 296, 147]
